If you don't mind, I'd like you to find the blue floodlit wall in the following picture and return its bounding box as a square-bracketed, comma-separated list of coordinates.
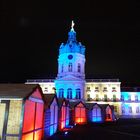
[121, 92, 140, 101]
[121, 102, 140, 117]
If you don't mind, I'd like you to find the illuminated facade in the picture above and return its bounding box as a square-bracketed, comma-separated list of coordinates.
[26, 21, 140, 118]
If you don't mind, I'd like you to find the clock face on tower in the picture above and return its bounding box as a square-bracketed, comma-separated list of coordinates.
[68, 55, 73, 60]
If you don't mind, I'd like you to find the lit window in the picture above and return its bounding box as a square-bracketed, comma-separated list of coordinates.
[135, 95, 138, 101]
[95, 87, 99, 92]
[112, 87, 116, 92]
[136, 107, 139, 113]
[129, 107, 132, 113]
[44, 87, 48, 92]
[76, 89, 81, 99]
[122, 107, 125, 114]
[67, 88, 72, 99]
[104, 94, 107, 101]
[86, 87, 90, 92]
[128, 95, 131, 101]
[114, 106, 117, 112]
[113, 95, 116, 101]
[103, 87, 107, 92]
[96, 94, 99, 101]
[77, 63, 81, 72]
[121, 95, 124, 101]
[68, 63, 72, 72]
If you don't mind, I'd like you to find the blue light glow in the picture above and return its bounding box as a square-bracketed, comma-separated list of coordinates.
[92, 117, 102, 122]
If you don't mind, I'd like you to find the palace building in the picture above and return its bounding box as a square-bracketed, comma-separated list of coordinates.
[26, 21, 140, 119]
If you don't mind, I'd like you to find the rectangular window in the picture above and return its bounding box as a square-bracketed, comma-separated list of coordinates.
[121, 95, 124, 101]
[114, 106, 117, 112]
[135, 95, 138, 101]
[122, 107, 125, 114]
[129, 107, 132, 113]
[136, 107, 139, 113]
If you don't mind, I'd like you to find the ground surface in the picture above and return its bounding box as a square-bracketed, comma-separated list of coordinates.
[48, 119, 140, 140]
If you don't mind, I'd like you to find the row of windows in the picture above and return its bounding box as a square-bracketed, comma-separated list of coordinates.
[122, 106, 140, 114]
[121, 95, 139, 101]
[86, 87, 117, 92]
[87, 94, 117, 101]
[59, 88, 81, 99]
[61, 63, 81, 73]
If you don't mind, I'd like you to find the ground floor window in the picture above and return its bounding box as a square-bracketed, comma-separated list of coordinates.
[92, 107, 102, 122]
[75, 105, 86, 124]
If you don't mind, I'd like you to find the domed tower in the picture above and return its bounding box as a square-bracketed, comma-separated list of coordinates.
[55, 21, 86, 101]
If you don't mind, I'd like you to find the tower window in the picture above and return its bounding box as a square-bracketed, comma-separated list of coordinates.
[77, 63, 81, 72]
[67, 88, 72, 99]
[68, 63, 72, 72]
[59, 88, 64, 98]
[76, 88, 81, 99]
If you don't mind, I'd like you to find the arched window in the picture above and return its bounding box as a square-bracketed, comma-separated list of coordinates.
[67, 88, 72, 99]
[59, 88, 64, 98]
[68, 63, 72, 72]
[61, 64, 64, 72]
[77, 63, 81, 72]
[76, 89, 81, 99]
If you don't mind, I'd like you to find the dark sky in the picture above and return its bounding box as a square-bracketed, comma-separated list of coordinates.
[1, 0, 140, 85]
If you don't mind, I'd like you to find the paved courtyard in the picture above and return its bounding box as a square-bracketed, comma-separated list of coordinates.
[48, 119, 140, 140]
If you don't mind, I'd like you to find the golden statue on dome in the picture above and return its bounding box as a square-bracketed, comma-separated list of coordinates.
[71, 20, 75, 31]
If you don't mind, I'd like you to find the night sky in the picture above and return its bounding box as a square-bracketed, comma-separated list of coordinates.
[1, 1, 140, 85]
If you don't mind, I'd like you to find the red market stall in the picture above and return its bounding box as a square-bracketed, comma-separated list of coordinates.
[0, 84, 45, 140]
[70, 101, 87, 125]
[100, 104, 114, 122]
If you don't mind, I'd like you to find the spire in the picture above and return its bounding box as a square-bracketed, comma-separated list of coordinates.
[68, 20, 76, 42]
